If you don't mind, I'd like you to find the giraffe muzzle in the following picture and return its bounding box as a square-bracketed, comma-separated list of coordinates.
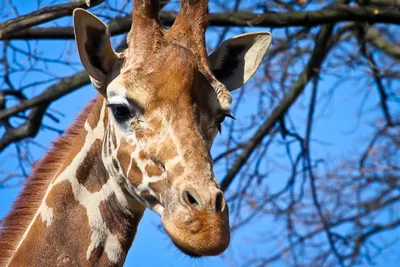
[160, 183, 230, 257]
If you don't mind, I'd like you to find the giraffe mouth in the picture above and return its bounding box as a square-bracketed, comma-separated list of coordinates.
[173, 243, 202, 258]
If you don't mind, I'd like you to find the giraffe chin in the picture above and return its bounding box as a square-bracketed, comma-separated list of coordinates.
[161, 208, 230, 257]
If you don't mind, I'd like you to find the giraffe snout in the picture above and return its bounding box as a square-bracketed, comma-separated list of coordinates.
[161, 183, 230, 257]
[181, 187, 226, 213]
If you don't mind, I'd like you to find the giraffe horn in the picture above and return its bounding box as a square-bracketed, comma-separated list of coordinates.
[133, 0, 160, 21]
[128, 0, 163, 42]
[173, 0, 209, 33]
[125, 0, 162, 68]
[173, 0, 232, 111]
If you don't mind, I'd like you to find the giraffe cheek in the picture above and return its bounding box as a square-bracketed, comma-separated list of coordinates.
[116, 143, 143, 186]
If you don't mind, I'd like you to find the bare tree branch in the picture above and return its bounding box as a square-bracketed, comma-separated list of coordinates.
[0, 71, 89, 122]
[220, 23, 335, 191]
[357, 24, 394, 126]
[364, 27, 400, 59]
[2, 5, 400, 40]
[0, 105, 47, 152]
[0, 0, 104, 39]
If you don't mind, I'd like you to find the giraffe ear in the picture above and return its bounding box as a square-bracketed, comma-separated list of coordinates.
[73, 8, 119, 94]
[209, 32, 272, 92]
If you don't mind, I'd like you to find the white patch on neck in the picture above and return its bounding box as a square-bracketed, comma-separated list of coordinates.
[39, 204, 53, 228]
[104, 229, 124, 264]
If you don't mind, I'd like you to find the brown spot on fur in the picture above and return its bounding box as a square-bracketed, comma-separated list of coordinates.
[135, 128, 156, 140]
[149, 117, 162, 132]
[117, 142, 143, 185]
[116, 142, 132, 172]
[76, 139, 108, 193]
[170, 164, 184, 177]
[128, 162, 143, 186]
[158, 135, 178, 161]
[99, 194, 144, 252]
[145, 164, 163, 177]
[139, 150, 147, 160]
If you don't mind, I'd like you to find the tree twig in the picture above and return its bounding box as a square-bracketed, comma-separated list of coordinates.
[0, 0, 104, 39]
[220, 23, 335, 191]
[2, 6, 400, 40]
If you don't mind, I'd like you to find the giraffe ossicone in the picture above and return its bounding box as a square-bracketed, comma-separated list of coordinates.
[0, 0, 271, 266]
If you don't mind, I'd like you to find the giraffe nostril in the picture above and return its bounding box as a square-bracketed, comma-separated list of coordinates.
[187, 192, 198, 207]
[181, 188, 226, 212]
[215, 191, 225, 213]
[182, 189, 200, 209]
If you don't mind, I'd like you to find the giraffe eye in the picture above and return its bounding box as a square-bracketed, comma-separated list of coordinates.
[108, 104, 132, 122]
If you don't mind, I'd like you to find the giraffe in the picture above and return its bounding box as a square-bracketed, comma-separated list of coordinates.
[0, 0, 271, 266]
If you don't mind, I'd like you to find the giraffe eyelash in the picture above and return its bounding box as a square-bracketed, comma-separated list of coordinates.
[217, 112, 236, 133]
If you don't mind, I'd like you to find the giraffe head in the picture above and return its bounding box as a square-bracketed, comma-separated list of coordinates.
[73, 0, 271, 257]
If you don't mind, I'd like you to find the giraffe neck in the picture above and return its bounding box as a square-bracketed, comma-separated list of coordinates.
[2, 96, 145, 267]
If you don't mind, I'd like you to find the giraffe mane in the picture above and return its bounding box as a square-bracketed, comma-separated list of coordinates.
[0, 97, 98, 266]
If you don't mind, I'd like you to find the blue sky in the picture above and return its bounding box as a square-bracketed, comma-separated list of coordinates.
[1, 1, 399, 266]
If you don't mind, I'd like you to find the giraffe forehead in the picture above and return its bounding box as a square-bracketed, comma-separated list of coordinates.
[122, 46, 197, 94]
